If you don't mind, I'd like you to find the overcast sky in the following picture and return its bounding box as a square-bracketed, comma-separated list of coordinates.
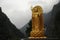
[0, 0, 59, 29]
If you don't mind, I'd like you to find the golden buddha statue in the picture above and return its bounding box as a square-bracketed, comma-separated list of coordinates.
[30, 6, 46, 38]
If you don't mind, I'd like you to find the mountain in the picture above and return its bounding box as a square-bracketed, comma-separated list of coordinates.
[0, 7, 25, 40]
[45, 2, 60, 38]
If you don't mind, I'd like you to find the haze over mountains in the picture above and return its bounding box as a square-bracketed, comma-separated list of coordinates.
[0, 0, 59, 29]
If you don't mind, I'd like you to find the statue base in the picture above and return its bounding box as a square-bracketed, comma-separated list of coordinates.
[27, 37, 58, 40]
[28, 37, 47, 40]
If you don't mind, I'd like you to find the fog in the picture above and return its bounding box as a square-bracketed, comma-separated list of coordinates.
[0, 0, 59, 29]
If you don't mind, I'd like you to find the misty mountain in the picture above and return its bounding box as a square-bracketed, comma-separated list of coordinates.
[45, 2, 60, 38]
[0, 7, 25, 40]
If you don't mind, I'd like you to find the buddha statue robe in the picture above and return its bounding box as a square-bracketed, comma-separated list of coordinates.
[30, 6, 45, 37]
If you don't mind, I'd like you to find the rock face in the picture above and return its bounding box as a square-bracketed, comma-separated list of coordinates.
[53, 3, 60, 38]
[45, 2, 60, 38]
[0, 7, 25, 40]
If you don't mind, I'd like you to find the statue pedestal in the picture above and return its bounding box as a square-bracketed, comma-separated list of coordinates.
[29, 37, 47, 40]
[28, 37, 58, 40]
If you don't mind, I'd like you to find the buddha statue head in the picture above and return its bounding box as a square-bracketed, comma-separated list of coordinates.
[31, 6, 43, 14]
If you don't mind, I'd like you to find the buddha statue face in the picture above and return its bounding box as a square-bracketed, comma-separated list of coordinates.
[32, 6, 43, 15]
[33, 7, 38, 12]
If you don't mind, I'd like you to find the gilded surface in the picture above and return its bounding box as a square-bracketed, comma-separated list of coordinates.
[30, 6, 45, 37]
